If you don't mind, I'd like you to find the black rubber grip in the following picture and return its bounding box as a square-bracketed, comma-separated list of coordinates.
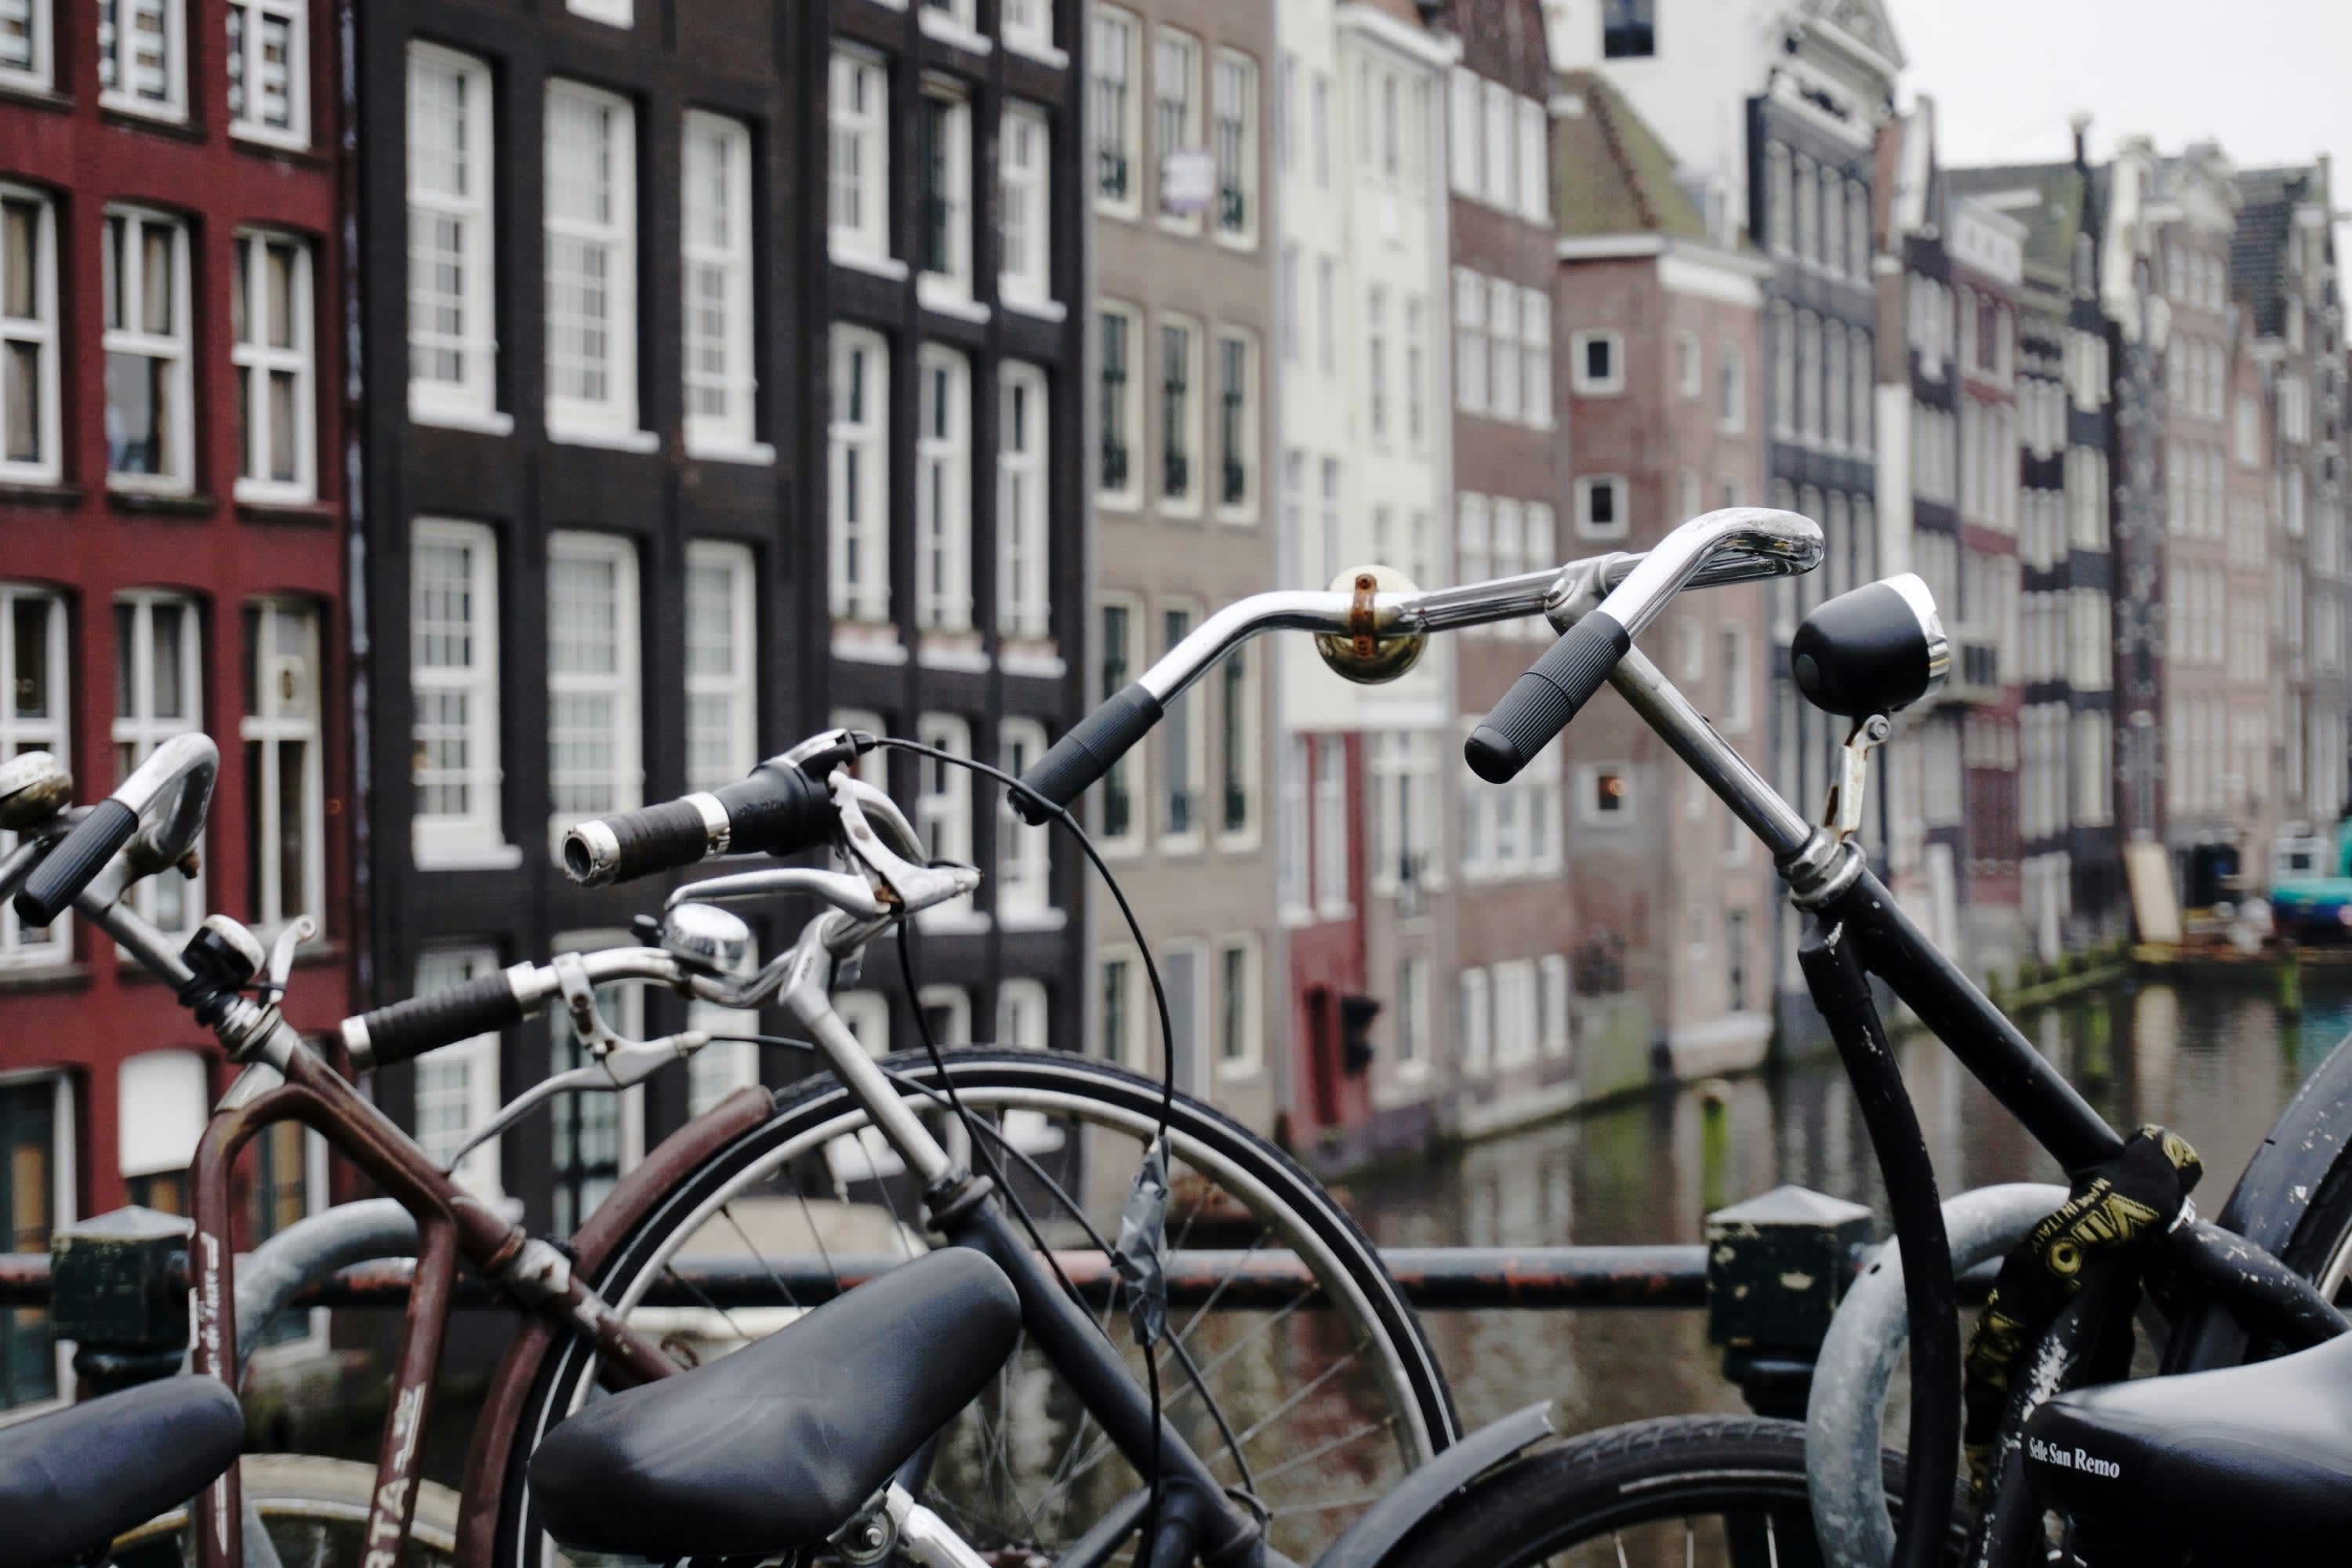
[586, 797, 710, 884]
[1465, 612, 1632, 784]
[710, 762, 833, 857]
[1014, 683, 1164, 825]
[352, 972, 524, 1070]
[14, 799, 139, 928]
[562, 762, 834, 886]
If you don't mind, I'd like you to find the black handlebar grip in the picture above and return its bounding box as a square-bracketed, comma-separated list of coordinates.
[562, 761, 838, 887]
[1464, 612, 1633, 785]
[345, 971, 525, 1072]
[567, 797, 710, 886]
[13, 798, 140, 929]
[1013, 683, 1165, 825]
[710, 762, 833, 857]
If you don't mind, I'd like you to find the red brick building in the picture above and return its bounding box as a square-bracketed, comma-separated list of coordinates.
[0, 0, 356, 1407]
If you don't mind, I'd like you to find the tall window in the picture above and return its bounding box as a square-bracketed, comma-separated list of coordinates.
[233, 230, 314, 503]
[1221, 644, 1257, 840]
[827, 326, 889, 623]
[0, 588, 67, 967]
[1154, 31, 1201, 226]
[682, 112, 757, 455]
[916, 86, 973, 297]
[1454, 268, 1486, 413]
[1099, 304, 1137, 499]
[545, 81, 639, 440]
[227, 0, 305, 143]
[1163, 606, 1203, 843]
[1405, 296, 1426, 443]
[1488, 280, 1521, 417]
[1100, 601, 1137, 843]
[684, 542, 756, 793]
[407, 43, 497, 425]
[996, 720, 1052, 924]
[0, 1077, 64, 1406]
[1515, 97, 1547, 220]
[0, 188, 59, 485]
[242, 601, 322, 935]
[1366, 288, 1388, 436]
[102, 209, 191, 491]
[1000, 102, 1052, 307]
[1519, 285, 1549, 425]
[1216, 329, 1256, 515]
[0, 0, 50, 89]
[1217, 938, 1261, 1080]
[114, 592, 203, 936]
[914, 714, 975, 926]
[99, 0, 184, 118]
[1160, 318, 1197, 507]
[828, 49, 890, 264]
[916, 346, 972, 632]
[411, 518, 505, 863]
[998, 361, 1050, 640]
[412, 946, 502, 1196]
[1211, 53, 1256, 242]
[1313, 735, 1348, 911]
[1002, 0, 1054, 57]
[546, 533, 641, 845]
[1093, 9, 1140, 211]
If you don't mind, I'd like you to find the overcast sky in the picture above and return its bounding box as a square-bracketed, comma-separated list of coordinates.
[1888, 0, 2352, 206]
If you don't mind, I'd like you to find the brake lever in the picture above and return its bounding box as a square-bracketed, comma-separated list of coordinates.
[446, 1030, 712, 1172]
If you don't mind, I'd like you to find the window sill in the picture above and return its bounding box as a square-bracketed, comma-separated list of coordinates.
[917, 634, 991, 673]
[99, 97, 198, 137]
[999, 908, 1067, 934]
[830, 623, 909, 665]
[1002, 295, 1067, 325]
[1215, 1059, 1265, 1083]
[414, 840, 527, 873]
[548, 423, 660, 455]
[412, 402, 514, 437]
[917, 279, 991, 325]
[1095, 198, 1144, 225]
[1316, 900, 1355, 922]
[1000, 644, 1065, 681]
[1004, 37, 1068, 70]
[1212, 228, 1259, 255]
[107, 486, 212, 517]
[917, 9, 993, 56]
[0, 478, 80, 508]
[234, 479, 320, 509]
[1160, 833, 1206, 857]
[0, 79, 69, 114]
[231, 125, 320, 162]
[1216, 830, 1262, 856]
[0, 960, 89, 996]
[236, 497, 338, 527]
[1215, 506, 1260, 528]
[685, 437, 776, 468]
[832, 247, 909, 282]
[915, 908, 992, 935]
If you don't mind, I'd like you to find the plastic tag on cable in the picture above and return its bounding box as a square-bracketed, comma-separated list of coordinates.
[1114, 1137, 1171, 1350]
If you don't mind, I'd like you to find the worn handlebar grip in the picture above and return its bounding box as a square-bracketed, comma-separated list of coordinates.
[1013, 684, 1164, 826]
[343, 971, 526, 1072]
[13, 799, 140, 929]
[562, 762, 833, 887]
[1464, 612, 1632, 785]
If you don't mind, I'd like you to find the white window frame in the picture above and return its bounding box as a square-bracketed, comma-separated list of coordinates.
[1574, 474, 1628, 541]
[1486, 278, 1519, 421]
[99, 0, 186, 120]
[1002, 0, 1058, 61]
[0, 0, 50, 91]
[1446, 67, 1480, 194]
[1218, 641, 1260, 848]
[1453, 268, 1486, 414]
[1214, 936, 1263, 1081]
[1719, 621, 1752, 734]
[565, 0, 631, 26]
[1570, 328, 1622, 396]
[1540, 954, 1570, 1056]
[546, 532, 642, 851]
[916, 82, 975, 308]
[1214, 326, 1258, 523]
[410, 517, 511, 867]
[412, 945, 503, 1198]
[114, 590, 204, 938]
[828, 325, 891, 624]
[682, 111, 761, 459]
[1515, 96, 1547, 220]
[0, 586, 67, 967]
[1160, 601, 1207, 849]
[102, 208, 193, 495]
[998, 360, 1051, 640]
[684, 998, 758, 1117]
[916, 343, 973, 633]
[227, 0, 307, 147]
[1157, 313, 1203, 514]
[915, 713, 982, 931]
[1210, 50, 1258, 249]
[997, 977, 1048, 1051]
[232, 229, 316, 504]
[1479, 78, 1512, 209]
[406, 43, 500, 430]
[0, 187, 60, 486]
[1312, 734, 1348, 916]
[1000, 100, 1053, 309]
[1675, 330, 1701, 398]
[1459, 967, 1490, 1078]
[1098, 597, 1142, 851]
[1098, 300, 1144, 507]
[544, 80, 642, 445]
[242, 598, 325, 938]
[996, 719, 1056, 927]
[828, 49, 895, 270]
[682, 541, 757, 793]
[1522, 286, 1551, 426]
[1093, 8, 1142, 219]
[1153, 29, 1203, 234]
[1098, 949, 1141, 1068]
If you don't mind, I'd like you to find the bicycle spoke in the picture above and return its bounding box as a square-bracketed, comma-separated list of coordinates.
[716, 1203, 802, 1313]
[1213, 1348, 1362, 1464]
[1243, 1419, 1383, 1490]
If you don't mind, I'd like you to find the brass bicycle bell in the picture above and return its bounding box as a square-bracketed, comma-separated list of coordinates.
[1314, 564, 1427, 684]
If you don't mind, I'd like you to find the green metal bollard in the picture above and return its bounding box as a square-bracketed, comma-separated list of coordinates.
[1706, 1185, 1875, 1418]
[1698, 1080, 1734, 1218]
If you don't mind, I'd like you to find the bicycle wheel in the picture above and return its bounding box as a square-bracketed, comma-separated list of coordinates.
[110, 1454, 461, 1568]
[1381, 1415, 1966, 1568]
[495, 1047, 1457, 1566]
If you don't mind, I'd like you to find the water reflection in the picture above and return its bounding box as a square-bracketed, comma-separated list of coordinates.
[1342, 981, 2352, 1433]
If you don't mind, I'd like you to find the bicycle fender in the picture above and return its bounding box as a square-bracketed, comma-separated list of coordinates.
[1312, 1401, 1556, 1568]
[2165, 1024, 2352, 1372]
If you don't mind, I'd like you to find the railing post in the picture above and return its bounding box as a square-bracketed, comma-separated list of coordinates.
[51, 1206, 195, 1396]
[1705, 1185, 1874, 1417]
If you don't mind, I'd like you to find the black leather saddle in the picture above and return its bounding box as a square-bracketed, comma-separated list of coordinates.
[0, 1376, 245, 1568]
[2023, 1325, 2352, 1561]
[529, 1246, 1022, 1558]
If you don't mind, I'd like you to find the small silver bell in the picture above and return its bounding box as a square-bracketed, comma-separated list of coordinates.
[661, 902, 753, 975]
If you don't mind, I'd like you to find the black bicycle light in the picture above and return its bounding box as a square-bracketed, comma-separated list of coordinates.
[1789, 574, 1949, 719]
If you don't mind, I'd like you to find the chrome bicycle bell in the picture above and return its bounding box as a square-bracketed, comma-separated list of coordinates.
[661, 902, 753, 975]
[1315, 564, 1428, 684]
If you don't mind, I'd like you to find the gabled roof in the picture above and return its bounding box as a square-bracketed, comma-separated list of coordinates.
[1552, 69, 1712, 243]
[1944, 162, 2085, 281]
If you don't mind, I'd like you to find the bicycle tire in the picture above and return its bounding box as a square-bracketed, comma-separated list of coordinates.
[493, 1047, 1458, 1566]
[111, 1454, 461, 1568]
[1381, 1414, 1969, 1567]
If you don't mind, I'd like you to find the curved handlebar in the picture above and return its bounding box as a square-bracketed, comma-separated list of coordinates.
[14, 733, 217, 928]
[343, 948, 684, 1071]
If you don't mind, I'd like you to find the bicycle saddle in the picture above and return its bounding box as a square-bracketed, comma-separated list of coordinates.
[0, 1375, 245, 1568]
[2024, 1324, 2352, 1560]
[529, 1245, 1022, 1557]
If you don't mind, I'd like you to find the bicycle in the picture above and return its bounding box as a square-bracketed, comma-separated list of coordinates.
[0, 730, 1450, 1568]
[1145, 511, 2352, 1567]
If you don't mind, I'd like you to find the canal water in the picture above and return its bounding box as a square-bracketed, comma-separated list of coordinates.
[1341, 977, 2352, 1436]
